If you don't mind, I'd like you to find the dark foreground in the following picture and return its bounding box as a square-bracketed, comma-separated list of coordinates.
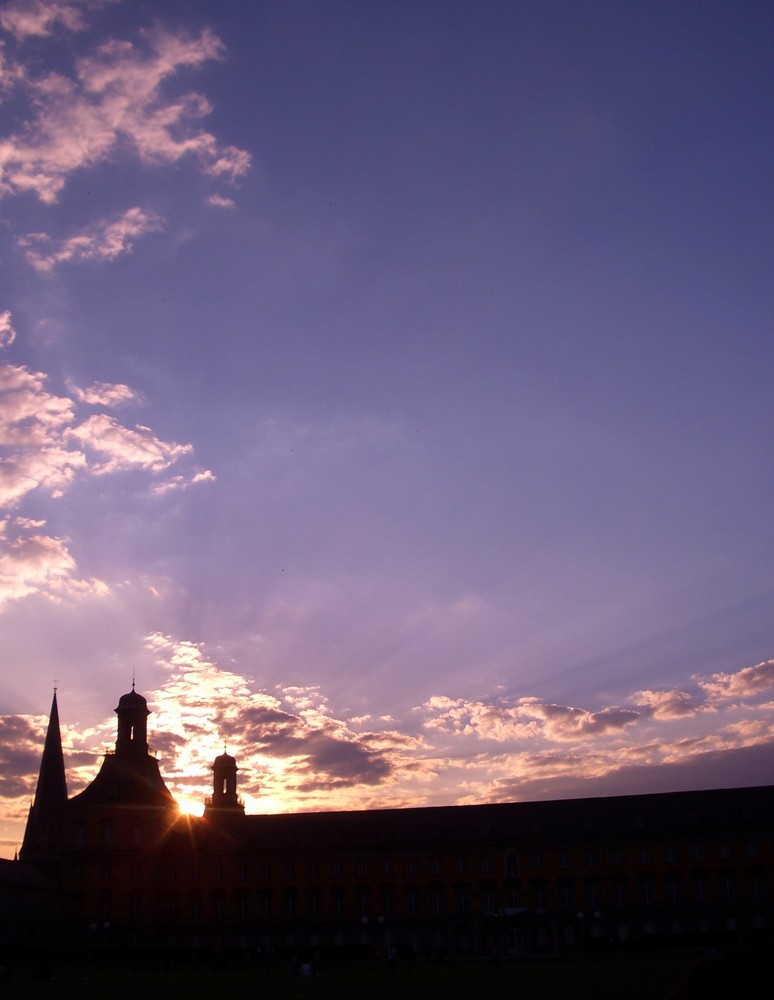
[0, 948, 767, 1000]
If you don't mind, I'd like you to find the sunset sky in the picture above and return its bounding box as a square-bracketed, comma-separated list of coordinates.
[1, 0, 773, 855]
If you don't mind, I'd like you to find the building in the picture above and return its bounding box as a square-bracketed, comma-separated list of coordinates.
[13, 688, 774, 958]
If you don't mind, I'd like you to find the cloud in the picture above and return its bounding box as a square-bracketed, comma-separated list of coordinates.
[0, 713, 45, 800]
[698, 660, 774, 702]
[1, 362, 202, 507]
[634, 688, 699, 719]
[139, 633, 425, 811]
[0, 357, 212, 607]
[0, 312, 16, 349]
[67, 380, 140, 407]
[0, 1, 114, 40]
[0, 23, 250, 204]
[420, 694, 641, 743]
[20, 207, 164, 270]
[208, 193, 235, 208]
[0, 517, 109, 609]
[67, 413, 192, 475]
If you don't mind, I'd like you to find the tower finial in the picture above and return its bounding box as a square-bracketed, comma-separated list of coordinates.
[132, 668, 136, 691]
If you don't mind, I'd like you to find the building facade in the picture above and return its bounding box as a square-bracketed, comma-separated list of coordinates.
[15, 688, 774, 958]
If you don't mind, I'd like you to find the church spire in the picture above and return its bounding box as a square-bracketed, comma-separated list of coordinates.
[20, 690, 68, 865]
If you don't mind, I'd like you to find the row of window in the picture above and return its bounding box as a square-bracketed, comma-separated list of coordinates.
[72, 841, 760, 883]
[70, 865, 768, 925]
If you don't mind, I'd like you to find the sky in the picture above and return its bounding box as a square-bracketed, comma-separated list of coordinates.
[1, 0, 773, 855]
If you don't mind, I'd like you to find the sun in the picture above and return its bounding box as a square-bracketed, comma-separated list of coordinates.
[176, 797, 203, 817]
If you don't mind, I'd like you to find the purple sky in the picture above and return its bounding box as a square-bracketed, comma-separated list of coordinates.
[1, 0, 773, 854]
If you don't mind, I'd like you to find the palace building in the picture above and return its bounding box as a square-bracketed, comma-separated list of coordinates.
[11, 687, 774, 957]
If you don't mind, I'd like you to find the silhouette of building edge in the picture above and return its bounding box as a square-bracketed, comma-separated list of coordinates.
[7, 688, 774, 958]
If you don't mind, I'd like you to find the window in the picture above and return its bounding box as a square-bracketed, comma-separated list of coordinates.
[665, 874, 682, 904]
[357, 889, 370, 918]
[585, 848, 599, 868]
[718, 842, 732, 860]
[558, 849, 571, 869]
[638, 874, 655, 906]
[308, 861, 319, 879]
[405, 885, 419, 915]
[638, 846, 652, 865]
[531, 851, 544, 871]
[382, 859, 393, 878]
[692, 872, 709, 903]
[356, 860, 368, 879]
[405, 858, 417, 877]
[748, 867, 764, 899]
[284, 861, 295, 880]
[559, 879, 575, 911]
[664, 844, 678, 864]
[531, 879, 547, 910]
[586, 877, 603, 909]
[454, 855, 467, 874]
[481, 882, 496, 913]
[610, 848, 624, 866]
[480, 854, 492, 874]
[506, 881, 522, 909]
[284, 889, 297, 920]
[332, 860, 343, 879]
[380, 885, 395, 917]
[101, 821, 113, 846]
[612, 876, 628, 908]
[431, 884, 445, 915]
[307, 888, 321, 918]
[455, 883, 470, 914]
[691, 843, 705, 862]
[720, 872, 736, 901]
[259, 862, 270, 880]
[430, 856, 442, 876]
[331, 888, 346, 919]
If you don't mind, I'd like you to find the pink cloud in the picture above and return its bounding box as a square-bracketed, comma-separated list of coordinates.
[698, 660, 774, 701]
[633, 688, 699, 719]
[0, 25, 250, 204]
[66, 413, 193, 475]
[20, 207, 164, 270]
[0, 312, 16, 349]
[67, 380, 140, 407]
[0, 0, 109, 40]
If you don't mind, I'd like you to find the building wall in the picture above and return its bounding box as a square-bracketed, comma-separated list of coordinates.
[56, 787, 774, 958]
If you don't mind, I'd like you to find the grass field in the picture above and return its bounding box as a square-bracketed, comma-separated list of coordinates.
[0, 949, 718, 1000]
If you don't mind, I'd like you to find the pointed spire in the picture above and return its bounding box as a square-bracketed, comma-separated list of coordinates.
[20, 690, 68, 863]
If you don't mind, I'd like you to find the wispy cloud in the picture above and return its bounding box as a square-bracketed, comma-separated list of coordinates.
[0, 0, 114, 41]
[20, 207, 164, 271]
[0, 16, 250, 204]
[67, 380, 140, 407]
[0, 355, 213, 607]
[0, 516, 108, 608]
[0, 312, 16, 349]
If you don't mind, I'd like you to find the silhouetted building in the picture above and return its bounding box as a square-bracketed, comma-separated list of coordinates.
[11, 689, 774, 957]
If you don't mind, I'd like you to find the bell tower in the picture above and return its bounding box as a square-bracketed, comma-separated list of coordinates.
[204, 750, 245, 818]
[115, 684, 149, 756]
